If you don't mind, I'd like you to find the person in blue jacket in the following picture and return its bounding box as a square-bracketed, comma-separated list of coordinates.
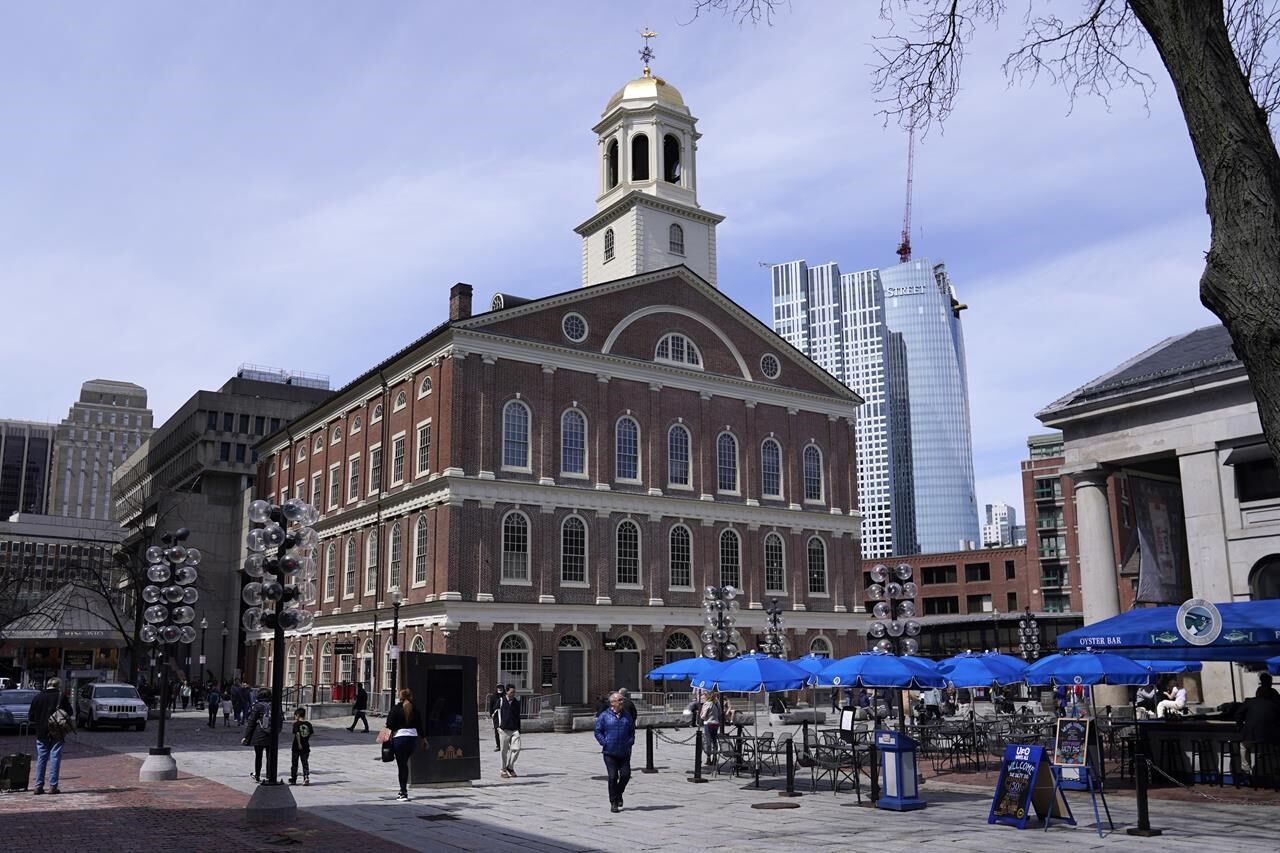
[594, 691, 636, 813]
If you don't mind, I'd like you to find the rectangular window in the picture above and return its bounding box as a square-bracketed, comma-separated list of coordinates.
[235, 443, 246, 463]
[219, 442, 231, 462]
[416, 423, 432, 476]
[239, 414, 250, 434]
[966, 593, 992, 613]
[348, 457, 360, 501]
[921, 565, 956, 585]
[207, 411, 218, 431]
[391, 436, 405, 484]
[311, 473, 322, 508]
[270, 418, 281, 433]
[669, 527, 692, 589]
[562, 520, 586, 584]
[923, 596, 960, 615]
[964, 563, 990, 583]
[1038, 535, 1066, 560]
[328, 464, 340, 508]
[223, 413, 235, 432]
[616, 523, 640, 585]
[1236, 458, 1280, 502]
[254, 416, 265, 435]
[1007, 592, 1018, 612]
[764, 536, 785, 593]
[1033, 477, 1063, 500]
[1036, 507, 1064, 529]
[1005, 560, 1016, 580]
[369, 446, 382, 494]
[1043, 593, 1071, 613]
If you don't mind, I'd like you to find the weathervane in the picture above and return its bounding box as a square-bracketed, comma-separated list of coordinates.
[639, 28, 658, 77]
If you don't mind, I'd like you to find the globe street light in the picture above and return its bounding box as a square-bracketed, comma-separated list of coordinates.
[865, 563, 922, 728]
[760, 597, 786, 658]
[1018, 606, 1041, 661]
[389, 586, 403, 697]
[700, 585, 742, 661]
[199, 617, 208, 683]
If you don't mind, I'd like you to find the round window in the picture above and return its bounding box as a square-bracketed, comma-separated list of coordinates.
[760, 353, 781, 379]
[562, 313, 588, 343]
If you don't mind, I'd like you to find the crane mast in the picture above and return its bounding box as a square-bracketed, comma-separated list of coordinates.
[895, 124, 915, 264]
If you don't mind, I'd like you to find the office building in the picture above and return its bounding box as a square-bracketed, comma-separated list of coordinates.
[982, 502, 1019, 548]
[49, 379, 154, 520]
[0, 420, 55, 518]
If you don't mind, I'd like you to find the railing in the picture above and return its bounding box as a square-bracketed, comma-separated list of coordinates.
[369, 689, 394, 716]
[1040, 573, 1068, 588]
[630, 691, 670, 710]
[520, 692, 561, 717]
[664, 690, 693, 711]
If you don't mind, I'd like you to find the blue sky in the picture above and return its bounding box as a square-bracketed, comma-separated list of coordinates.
[1, 2, 1217, 522]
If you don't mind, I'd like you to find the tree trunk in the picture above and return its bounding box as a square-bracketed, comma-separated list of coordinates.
[1130, 0, 1280, 464]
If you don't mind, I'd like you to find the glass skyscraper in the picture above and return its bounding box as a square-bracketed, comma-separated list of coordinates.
[771, 257, 978, 556]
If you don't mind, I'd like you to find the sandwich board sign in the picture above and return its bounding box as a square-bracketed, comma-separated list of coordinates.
[988, 744, 1073, 829]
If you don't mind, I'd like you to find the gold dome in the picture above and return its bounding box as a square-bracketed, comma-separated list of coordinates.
[603, 72, 686, 116]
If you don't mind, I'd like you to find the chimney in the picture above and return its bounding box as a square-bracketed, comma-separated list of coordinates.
[449, 282, 473, 321]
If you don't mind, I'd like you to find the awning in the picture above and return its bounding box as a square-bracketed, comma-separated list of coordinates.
[1223, 443, 1273, 466]
[4, 583, 128, 645]
[1056, 600, 1280, 663]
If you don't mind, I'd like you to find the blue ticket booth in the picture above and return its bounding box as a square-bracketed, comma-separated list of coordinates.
[875, 729, 926, 811]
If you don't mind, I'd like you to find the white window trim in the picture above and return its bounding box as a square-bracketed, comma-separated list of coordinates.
[314, 435, 324, 452]
[323, 544, 337, 602]
[761, 438, 784, 501]
[343, 539, 357, 599]
[328, 463, 341, 510]
[667, 424, 693, 491]
[415, 418, 433, 479]
[763, 531, 788, 595]
[364, 532, 378, 595]
[716, 431, 741, 496]
[615, 519, 643, 589]
[614, 415, 643, 484]
[393, 391, 407, 412]
[331, 425, 343, 444]
[499, 510, 533, 586]
[387, 521, 402, 592]
[350, 415, 362, 435]
[389, 430, 407, 487]
[497, 631, 533, 693]
[559, 408, 590, 480]
[417, 376, 433, 399]
[347, 453, 361, 505]
[297, 445, 306, 462]
[560, 514, 590, 588]
[501, 400, 533, 474]
[668, 523, 695, 591]
[371, 403, 384, 424]
[654, 333, 704, 371]
[367, 442, 383, 497]
[803, 444, 826, 505]
[295, 479, 305, 503]
[310, 472, 322, 508]
[411, 516, 429, 589]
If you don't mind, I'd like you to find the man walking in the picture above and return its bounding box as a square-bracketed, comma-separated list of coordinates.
[495, 684, 522, 778]
[347, 683, 369, 732]
[487, 683, 504, 752]
[595, 692, 636, 813]
[617, 687, 637, 721]
[28, 677, 75, 795]
[206, 684, 222, 728]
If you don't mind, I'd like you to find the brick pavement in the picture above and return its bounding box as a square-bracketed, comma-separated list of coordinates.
[0, 734, 412, 853]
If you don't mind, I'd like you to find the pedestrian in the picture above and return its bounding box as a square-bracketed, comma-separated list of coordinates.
[617, 687, 637, 721]
[28, 677, 75, 795]
[699, 688, 722, 766]
[594, 691, 636, 813]
[487, 683, 504, 752]
[207, 685, 222, 728]
[241, 687, 276, 782]
[385, 687, 425, 801]
[347, 683, 370, 732]
[290, 707, 314, 786]
[221, 692, 233, 727]
[494, 684, 522, 778]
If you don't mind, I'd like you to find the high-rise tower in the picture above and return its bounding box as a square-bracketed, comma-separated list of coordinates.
[50, 379, 153, 520]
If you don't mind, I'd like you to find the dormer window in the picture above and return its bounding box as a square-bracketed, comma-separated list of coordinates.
[669, 223, 684, 256]
[604, 228, 615, 263]
[655, 333, 701, 368]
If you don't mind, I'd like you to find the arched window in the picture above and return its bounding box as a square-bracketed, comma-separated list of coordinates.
[663, 134, 681, 183]
[365, 529, 378, 595]
[419, 376, 433, 397]
[384, 643, 396, 691]
[498, 633, 530, 691]
[604, 228, 615, 263]
[414, 517, 428, 585]
[669, 223, 684, 255]
[764, 532, 786, 593]
[394, 391, 407, 411]
[320, 641, 333, 685]
[807, 537, 828, 595]
[810, 637, 832, 657]
[372, 403, 383, 423]
[616, 519, 641, 585]
[668, 424, 691, 487]
[297, 445, 306, 462]
[1249, 555, 1280, 599]
[655, 333, 701, 367]
[302, 644, 315, 686]
[360, 638, 374, 689]
[352, 415, 362, 433]
[388, 522, 402, 590]
[665, 632, 695, 663]
[561, 409, 587, 476]
[719, 529, 741, 589]
[761, 438, 782, 499]
[615, 416, 640, 481]
[344, 538, 357, 597]
[411, 635, 426, 653]
[324, 543, 337, 600]
[286, 642, 297, 687]
[669, 524, 692, 588]
[502, 400, 531, 470]
[804, 445, 824, 502]
[314, 435, 324, 452]
[606, 138, 619, 189]
[561, 515, 587, 584]
[332, 425, 343, 444]
[631, 133, 650, 181]
[717, 432, 739, 493]
[502, 511, 530, 582]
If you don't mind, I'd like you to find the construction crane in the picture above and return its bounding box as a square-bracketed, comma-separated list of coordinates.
[895, 123, 915, 264]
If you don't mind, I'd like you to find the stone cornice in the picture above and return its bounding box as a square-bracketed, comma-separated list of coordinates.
[573, 191, 725, 237]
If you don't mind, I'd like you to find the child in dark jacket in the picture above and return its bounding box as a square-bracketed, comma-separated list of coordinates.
[290, 707, 314, 785]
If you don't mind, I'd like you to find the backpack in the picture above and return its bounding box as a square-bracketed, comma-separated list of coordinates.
[47, 705, 71, 740]
[257, 703, 272, 736]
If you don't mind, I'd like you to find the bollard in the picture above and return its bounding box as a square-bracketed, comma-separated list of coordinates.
[642, 727, 658, 773]
[802, 720, 811, 759]
[1126, 738, 1162, 837]
[689, 728, 708, 783]
[868, 736, 880, 804]
[777, 737, 802, 797]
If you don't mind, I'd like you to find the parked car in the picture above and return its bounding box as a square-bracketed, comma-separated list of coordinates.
[0, 689, 41, 731]
[76, 682, 147, 731]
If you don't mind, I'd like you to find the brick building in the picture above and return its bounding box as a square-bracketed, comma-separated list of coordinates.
[1020, 433, 1085, 614]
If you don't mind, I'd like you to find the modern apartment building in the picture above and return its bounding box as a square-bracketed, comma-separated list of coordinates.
[1019, 433, 1082, 614]
[982, 502, 1019, 548]
[49, 379, 154, 521]
[0, 420, 55, 518]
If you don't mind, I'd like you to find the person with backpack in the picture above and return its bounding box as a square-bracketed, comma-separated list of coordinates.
[206, 685, 222, 729]
[289, 707, 314, 786]
[241, 687, 277, 782]
[28, 677, 75, 795]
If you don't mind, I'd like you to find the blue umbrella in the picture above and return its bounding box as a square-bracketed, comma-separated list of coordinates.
[1134, 660, 1203, 675]
[937, 652, 1026, 688]
[692, 652, 813, 692]
[1024, 651, 1152, 686]
[814, 651, 947, 688]
[646, 656, 718, 682]
[789, 653, 832, 676]
[1267, 656, 1280, 676]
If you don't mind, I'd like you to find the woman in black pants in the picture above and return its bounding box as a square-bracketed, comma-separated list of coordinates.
[385, 687, 425, 801]
[241, 687, 276, 782]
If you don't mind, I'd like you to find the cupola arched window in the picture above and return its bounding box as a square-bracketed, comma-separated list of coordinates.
[663, 134, 681, 183]
[631, 133, 650, 181]
[669, 223, 684, 256]
[607, 139, 620, 189]
[604, 228, 615, 263]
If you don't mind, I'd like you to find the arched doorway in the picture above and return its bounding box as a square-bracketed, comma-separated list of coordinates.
[1249, 554, 1280, 599]
[613, 635, 641, 694]
[360, 639, 374, 691]
[665, 632, 696, 664]
[558, 635, 587, 704]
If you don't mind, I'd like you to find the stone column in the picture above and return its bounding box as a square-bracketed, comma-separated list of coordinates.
[1177, 447, 1234, 706]
[1070, 466, 1125, 705]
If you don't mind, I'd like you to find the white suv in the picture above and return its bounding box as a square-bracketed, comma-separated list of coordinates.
[77, 682, 147, 731]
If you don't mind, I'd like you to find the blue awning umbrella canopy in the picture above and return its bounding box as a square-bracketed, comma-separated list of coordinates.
[1057, 600, 1280, 662]
[789, 654, 832, 676]
[646, 656, 718, 682]
[815, 651, 947, 689]
[692, 652, 813, 692]
[1268, 656, 1280, 676]
[1133, 660, 1203, 675]
[938, 652, 1027, 688]
[1024, 651, 1153, 686]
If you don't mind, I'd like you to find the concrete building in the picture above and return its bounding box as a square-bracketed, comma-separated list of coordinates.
[981, 502, 1019, 548]
[112, 368, 330, 684]
[49, 379, 154, 520]
[1038, 324, 1280, 705]
[0, 419, 55, 518]
[249, 67, 867, 711]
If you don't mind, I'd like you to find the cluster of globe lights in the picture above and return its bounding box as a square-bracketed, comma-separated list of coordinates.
[241, 497, 321, 634]
[701, 585, 743, 659]
[140, 530, 202, 647]
[866, 563, 923, 655]
[760, 597, 786, 657]
[1018, 610, 1042, 661]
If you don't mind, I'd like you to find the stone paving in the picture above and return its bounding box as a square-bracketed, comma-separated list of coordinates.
[3, 710, 1278, 852]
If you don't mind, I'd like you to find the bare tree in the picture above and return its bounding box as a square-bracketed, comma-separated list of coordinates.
[693, 0, 1280, 467]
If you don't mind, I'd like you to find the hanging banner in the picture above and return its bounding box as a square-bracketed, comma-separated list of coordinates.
[1130, 475, 1188, 604]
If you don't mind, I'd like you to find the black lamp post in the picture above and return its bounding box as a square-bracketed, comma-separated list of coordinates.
[220, 621, 229, 686]
[700, 585, 742, 661]
[760, 597, 785, 657]
[389, 586, 403, 697]
[866, 563, 923, 728]
[1018, 607, 1041, 661]
[199, 617, 208, 682]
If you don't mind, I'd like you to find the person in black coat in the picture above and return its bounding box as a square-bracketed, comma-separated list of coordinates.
[241, 687, 278, 782]
[385, 688, 425, 800]
[28, 677, 75, 794]
[347, 683, 369, 732]
[1236, 688, 1280, 776]
[487, 684, 504, 751]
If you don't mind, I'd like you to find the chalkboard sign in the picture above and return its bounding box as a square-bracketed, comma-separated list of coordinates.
[1053, 718, 1090, 766]
[988, 744, 1073, 829]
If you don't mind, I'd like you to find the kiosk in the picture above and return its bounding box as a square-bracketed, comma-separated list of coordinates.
[874, 729, 925, 811]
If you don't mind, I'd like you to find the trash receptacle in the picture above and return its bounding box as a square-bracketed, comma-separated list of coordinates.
[874, 729, 926, 811]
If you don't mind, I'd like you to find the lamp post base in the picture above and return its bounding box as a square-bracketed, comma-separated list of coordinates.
[246, 781, 298, 824]
[139, 748, 177, 781]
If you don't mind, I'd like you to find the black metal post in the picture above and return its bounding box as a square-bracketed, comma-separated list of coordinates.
[689, 728, 707, 783]
[1127, 732, 1162, 836]
[869, 736, 880, 803]
[643, 727, 657, 773]
[390, 601, 401, 697]
[200, 623, 208, 680]
[778, 737, 801, 797]
[265, 527, 288, 787]
[220, 623, 228, 686]
[802, 720, 811, 760]
[152, 647, 170, 759]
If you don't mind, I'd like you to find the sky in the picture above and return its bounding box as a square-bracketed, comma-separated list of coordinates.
[0, 2, 1218, 524]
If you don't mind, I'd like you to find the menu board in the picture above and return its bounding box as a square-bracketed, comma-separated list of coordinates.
[1053, 718, 1090, 767]
[988, 744, 1073, 830]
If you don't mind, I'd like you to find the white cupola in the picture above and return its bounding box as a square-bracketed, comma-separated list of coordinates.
[574, 41, 723, 288]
